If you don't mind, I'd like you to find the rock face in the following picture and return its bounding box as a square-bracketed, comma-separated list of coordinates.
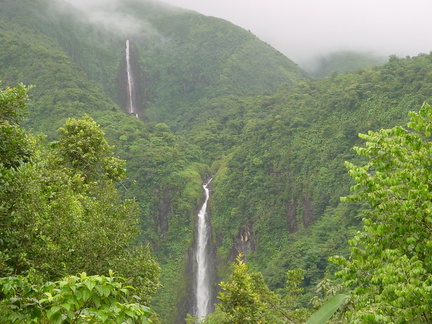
[232, 222, 255, 259]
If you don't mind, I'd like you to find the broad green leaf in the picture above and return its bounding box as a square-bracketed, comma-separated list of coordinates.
[46, 305, 61, 321]
[44, 292, 54, 302]
[305, 294, 348, 324]
[100, 312, 109, 322]
[81, 287, 91, 301]
[2, 282, 12, 294]
[84, 280, 97, 292]
[61, 302, 72, 311]
[92, 292, 101, 308]
[96, 284, 111, 297]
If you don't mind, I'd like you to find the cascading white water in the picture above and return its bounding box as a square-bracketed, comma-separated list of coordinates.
[195, 179, 212, 320]
[125, 39, 138, 117]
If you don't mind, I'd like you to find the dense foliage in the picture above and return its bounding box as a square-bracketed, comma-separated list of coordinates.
[2, 0, 432, 322]
[0, 0, 311, 321]
[0, 84, 160, 322]
[0, 272, 153, 323]
[332, 103, 432, 322]
[206, 54, 432, 300]
[213, 257, 310, 324]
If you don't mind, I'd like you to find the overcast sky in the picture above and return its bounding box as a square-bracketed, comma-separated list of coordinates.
[64, 0, 432, 66]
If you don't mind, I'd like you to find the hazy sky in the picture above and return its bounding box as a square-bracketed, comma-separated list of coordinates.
[64, 0, 432, 66]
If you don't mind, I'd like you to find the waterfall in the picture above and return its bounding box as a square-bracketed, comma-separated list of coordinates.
[195, 178, 213, 320]
[125, 39, 138, 117]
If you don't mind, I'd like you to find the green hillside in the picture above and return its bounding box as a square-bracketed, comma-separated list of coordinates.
[209, 54, 432, 292]
[0, 1, 201, 321]
[0, 0, 311, 322]
[2, 0, 432, 322]
[0, 0, 308, 129]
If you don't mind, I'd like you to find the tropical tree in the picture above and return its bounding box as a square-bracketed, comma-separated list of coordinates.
[0, 83, 33, 169]
[0, 83, 37, 276]
[217, 256, 273, 324]
[55, 114, 126, 185]
[0, 85, 160, 314]
[201, 255, 310, 324]
[332, 102, 432, 322]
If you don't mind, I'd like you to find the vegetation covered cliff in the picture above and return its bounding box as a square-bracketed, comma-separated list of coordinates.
[1, 0, 432, 322]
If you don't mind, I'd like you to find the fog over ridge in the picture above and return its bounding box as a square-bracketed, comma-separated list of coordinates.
[59, 0, 167, 38]
[63, 0, 432, 67]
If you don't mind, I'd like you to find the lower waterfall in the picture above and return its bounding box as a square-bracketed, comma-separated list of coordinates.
[195, 179, 212, 320]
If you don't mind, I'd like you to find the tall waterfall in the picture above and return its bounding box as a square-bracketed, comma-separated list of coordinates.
[195, 179, 213, 320]
[125, 39, 137, 117]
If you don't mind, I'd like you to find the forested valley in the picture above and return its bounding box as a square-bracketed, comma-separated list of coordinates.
[1, 0, 432, 323]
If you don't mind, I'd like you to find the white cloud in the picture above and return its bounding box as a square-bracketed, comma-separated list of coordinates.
[159, 0, 432, 65]
[61, 0, 159, 37]
[63, 0, 432, 65]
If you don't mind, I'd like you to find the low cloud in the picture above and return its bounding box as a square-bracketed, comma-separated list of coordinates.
[61, 0, 161, 38]
[161, 0, 432, 66]
[61, 0, 432, 66]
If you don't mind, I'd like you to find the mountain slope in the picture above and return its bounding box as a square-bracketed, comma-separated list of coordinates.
[0, 0, 311, 322]
[207, 53, 432, 299]
[1, 0, 309, 130]
[0, 1, 201, 322]
[115, 0, 310, 125]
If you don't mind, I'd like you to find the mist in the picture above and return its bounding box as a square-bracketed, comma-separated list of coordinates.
[63, 0, 432, 67]
[158, 0, 432, 67]
[59, 0, 163, 38]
